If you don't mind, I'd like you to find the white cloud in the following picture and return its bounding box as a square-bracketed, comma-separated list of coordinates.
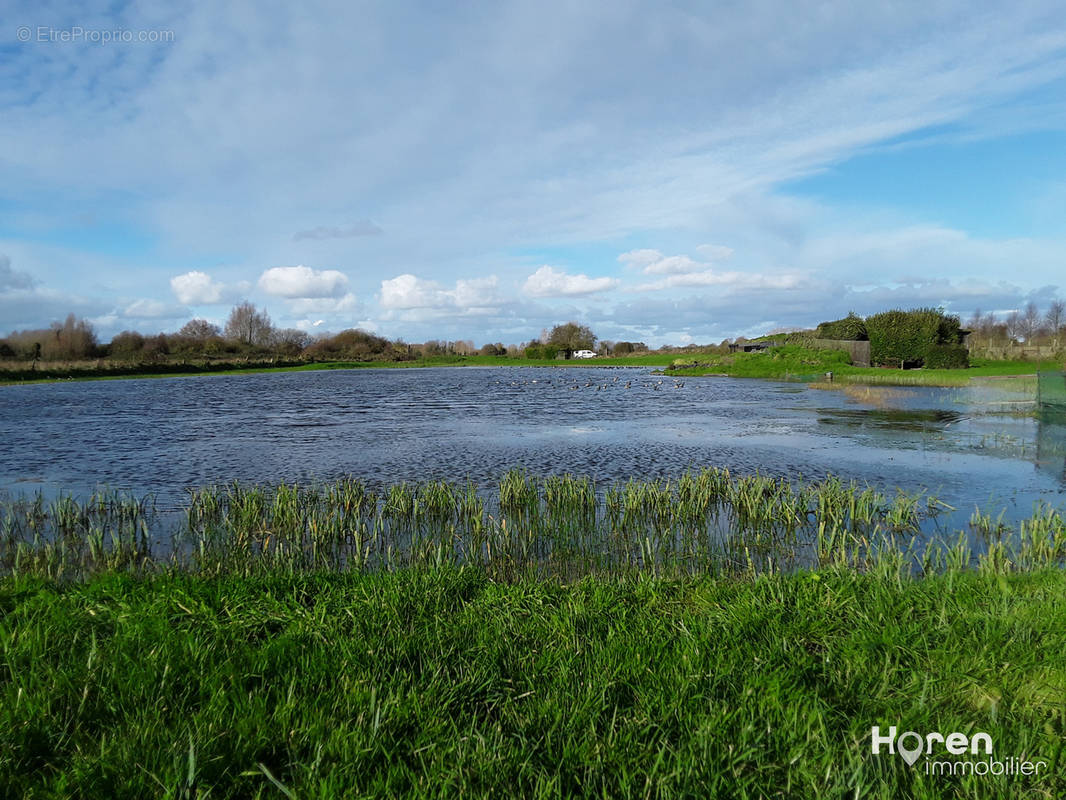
[258, 265, 349, 298]
[522, 266, 619, 297]
[452, 276, 501, 310]
[642, 255, 705, 276]
[619, 246, 734, 276]
[4, 3, 1066, 342]
[618, 247, 801, 292]
[619, 248, 704, 275]
[170, 271, 230, 305]
[122, 298, 189, 319]
[288, 292, 359, 314]
[617, 249, 664, 270]
[380, 274, 449, 309]
[696, 244, 735, 261]
[632, 270, 804, 292]
[379, 273, 503, 314]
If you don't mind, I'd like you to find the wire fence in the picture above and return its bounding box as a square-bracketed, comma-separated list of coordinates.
[1037, 371, 1066, 413]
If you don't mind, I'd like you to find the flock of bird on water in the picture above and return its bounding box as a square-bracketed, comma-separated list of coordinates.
[493, 375, 686, 392]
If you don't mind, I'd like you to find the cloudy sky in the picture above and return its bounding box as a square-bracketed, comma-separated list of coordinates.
[3, 1, 1066, 346]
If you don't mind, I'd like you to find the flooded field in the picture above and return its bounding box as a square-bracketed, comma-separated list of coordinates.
[0, 367, 1063, 528]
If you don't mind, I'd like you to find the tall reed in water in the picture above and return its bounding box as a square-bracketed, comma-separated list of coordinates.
[3, 469, 1065, 580]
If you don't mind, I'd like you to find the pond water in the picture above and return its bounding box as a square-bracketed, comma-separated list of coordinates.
[1, 367, 1064, 527]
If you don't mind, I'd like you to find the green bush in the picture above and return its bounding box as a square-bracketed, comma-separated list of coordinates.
[866, 308, 964, 367]
[815, 312, 867, 341]
[924, 344, 970, 369]
[524, 345, 559, 359]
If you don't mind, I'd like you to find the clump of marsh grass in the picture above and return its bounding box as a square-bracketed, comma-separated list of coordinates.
[0, 489, 153, 578]
[2, 470, 1064, 580]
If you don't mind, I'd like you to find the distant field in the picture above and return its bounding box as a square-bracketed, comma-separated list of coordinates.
[0, 349, 1060, 386]
[668, 348, 1063, 388]
[0, 352, 679, 384]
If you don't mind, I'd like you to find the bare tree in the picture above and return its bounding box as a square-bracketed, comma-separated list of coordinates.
[178, 319, 221, 338]
[47, 314, 97, 360]
[224, 302, 273, 348]
[420, 340, 446, 357]
[1004, 311, 1021, 342]
[273, 328, 311, 356]
[1046, 300, 1065, 343]
[980, 311, 998, 336]
[1020, 301, 1042, 342]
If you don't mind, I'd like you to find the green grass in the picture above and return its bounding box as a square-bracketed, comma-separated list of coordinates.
[668, 345, 852, 380]
[668, 348, 1063, 388]
[1, 567, 1063, 798]
[3, 349, 1057, 387]
[8, 472, 1066, 581]
[3, 475, 1066, 796]
[0, 353, 681, 385]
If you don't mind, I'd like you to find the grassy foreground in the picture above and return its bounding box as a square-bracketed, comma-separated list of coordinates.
[2, 567, 1064, 798]
[4, 475, 1065, 795]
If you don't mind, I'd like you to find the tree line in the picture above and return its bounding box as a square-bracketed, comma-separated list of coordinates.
[0, 305, 651, 366]
[0, 304, 404, 364]
[814, 299, 1066, 368]
[965, 300, 1065, 346]
[12, 299, 1055, 371]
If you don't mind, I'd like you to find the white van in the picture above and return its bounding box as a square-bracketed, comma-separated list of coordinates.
[573, 350, 597, 359]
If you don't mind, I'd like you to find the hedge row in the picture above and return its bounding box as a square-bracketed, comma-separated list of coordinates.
[524, 345, 560, 359]
[923, 344, 970, 369]
[814, 312, 868, 341]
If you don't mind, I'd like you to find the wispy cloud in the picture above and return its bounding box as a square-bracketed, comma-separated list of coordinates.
[288, 293, 359, 314]
[618, 247, 801, 292]
[0, 255, 36, 291]
[293, 220, 382, 241]
[3, 1, 1066, 342]
[632, 271, 804, 292]
[121, 298, 189, 319]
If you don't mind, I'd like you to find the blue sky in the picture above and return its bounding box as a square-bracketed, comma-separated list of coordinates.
[2, 1, 1066, 346]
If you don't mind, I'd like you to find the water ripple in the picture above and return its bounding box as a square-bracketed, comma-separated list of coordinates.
[0, 367, 1062, 527]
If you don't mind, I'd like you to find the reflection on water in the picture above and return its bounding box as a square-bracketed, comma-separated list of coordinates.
[817, 408, 965, 432]
[0, 368, 1063, 531]
[1037, 413, 1066, 483]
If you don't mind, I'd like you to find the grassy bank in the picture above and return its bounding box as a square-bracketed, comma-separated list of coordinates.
[0, 353, 681, 385]
[1, 348, 1059, 387]
[2, 567, 1063, 798]
[667, 347, 1063, 388]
